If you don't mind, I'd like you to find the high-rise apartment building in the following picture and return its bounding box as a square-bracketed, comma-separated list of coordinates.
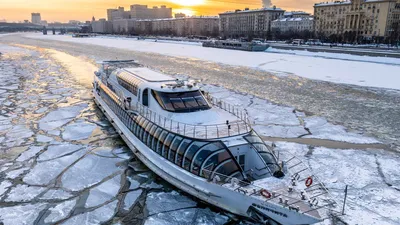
[107, 5, 172, 21]
[219, 7, 284, 38]
[314, 0, 400, 42]
[31, 13, 41, 24]
[130, 5, 172, 19]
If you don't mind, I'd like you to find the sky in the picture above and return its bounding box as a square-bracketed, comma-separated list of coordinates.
[0, 0, 319, 22]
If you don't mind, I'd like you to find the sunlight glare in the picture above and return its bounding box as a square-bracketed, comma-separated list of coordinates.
[169, 0, 206, 7]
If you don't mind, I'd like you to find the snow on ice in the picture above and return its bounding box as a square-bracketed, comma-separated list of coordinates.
[29, 33, 400, 90]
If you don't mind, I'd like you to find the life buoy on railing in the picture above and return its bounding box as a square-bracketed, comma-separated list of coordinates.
[260, 189, 272, 199]
[305, 177, 313, 187]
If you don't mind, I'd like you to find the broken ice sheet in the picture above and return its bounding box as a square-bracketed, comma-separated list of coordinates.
[146, 191, 197, 215]
[36, 134, 54, 143]
[38, 104, 87, 131]
[85, 174, 121, 208]
[38, 143, 84, 161]
[144, 208, 228, 225]
[62, 122, 97, 141]
[0, 203, 48, 225]
[24, 150, 86, 185]
[61, 153, 125, 191]
[0, 180, 13, 196]
[60, 200, 117, 225]
[123, 189, 142, 211]
[304, 117, 379, 144]
[40, 189, 74, 200]
[16, 146, 44, 162]
[253, 125, 308, 138]
[6, 167, 29, 179]
[44, 198, 77, 223]
[5, 184, 46, 202]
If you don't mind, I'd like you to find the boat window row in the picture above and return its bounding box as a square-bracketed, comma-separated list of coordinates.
[151, 90, 211, 113]
[117, 71, 142, 96]
[99, 84, 243, 181]
[222, 43, 243, 47]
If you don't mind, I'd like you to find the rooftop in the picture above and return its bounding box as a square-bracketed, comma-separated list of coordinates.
[220, 7, 284, 15]
[314, 0, 390, 7]
[273, 17, 314, 22]
[123, 67, 175, 83]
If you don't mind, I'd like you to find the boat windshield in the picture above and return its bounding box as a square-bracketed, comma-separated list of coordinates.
[152, 90, 211, 113]
[244, 131, 281, 176]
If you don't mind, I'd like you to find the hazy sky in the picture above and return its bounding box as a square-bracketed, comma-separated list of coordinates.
[0, 0, 319, 22]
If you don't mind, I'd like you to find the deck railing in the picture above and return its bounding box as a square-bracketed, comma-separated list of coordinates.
[200, 150, 343, 220]
[134, 102, 250, 139]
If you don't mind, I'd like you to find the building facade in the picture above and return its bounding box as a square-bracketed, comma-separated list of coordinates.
[314, 0, 400, 42]
[271, 11, 314, 33]
[31, 13, 41, 24]
[108, 5, 172, 21]
[111, 17, 219, 37]
[92, 19, 113, 33]
[219, 7, 285, 38]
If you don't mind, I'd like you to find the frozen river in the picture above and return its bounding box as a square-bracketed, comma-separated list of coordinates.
[0, 34, 399, 225]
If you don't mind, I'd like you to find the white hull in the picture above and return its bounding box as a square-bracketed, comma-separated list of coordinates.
[93, 89, 321, 225]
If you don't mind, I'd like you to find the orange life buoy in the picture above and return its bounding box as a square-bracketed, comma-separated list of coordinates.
[260, 189, 272, 199]
[305, 177, 313, 187]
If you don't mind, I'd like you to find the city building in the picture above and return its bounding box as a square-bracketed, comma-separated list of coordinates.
[111, 16, 219, 37]
[107, 5, 173, 21]
[271, 11, 314, 33]
[130, 5, 172, 19]
[219, 7, 285, 38]
[314, 0, 400, 42]
[175, 13, 186, 18]
[31, 13, 41, 24]
[92, 19, 113, 33]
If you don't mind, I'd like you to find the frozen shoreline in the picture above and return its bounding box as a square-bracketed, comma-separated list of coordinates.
[26, 33, 400, 90]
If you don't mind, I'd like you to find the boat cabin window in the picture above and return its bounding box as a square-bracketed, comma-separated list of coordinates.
[143, 89, 149, 107]
[152, 90, 211, 113]
[116, 72, 141, 96]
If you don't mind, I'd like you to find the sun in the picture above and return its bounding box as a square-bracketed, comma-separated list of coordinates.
[169, 0, 206, 7]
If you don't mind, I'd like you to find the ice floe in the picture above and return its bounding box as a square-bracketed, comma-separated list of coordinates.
[85, 174, 121, 208]
[123, 189, 142, 211]
[40, 189, 74, 200]
[36, 134, 54, 143]
[5, 184, 46, 202]
[15, 146, 44, 162]
[38, 104, 87, 131]
[6, 167, 29, 179]
[38, 143, 84, 161]
[0, 180, 12, 197]
[304, 117, 379, 144]
[24, 150, 86, 185]
[0, 203, 48, 225]
[62, 122, 97, 141]
[60, 200, 117, 225]
[44, 198, 77, 223]
[144, 208, 228, 225]
[61, 153, 124, 191]
[146, 191, 197, 215]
